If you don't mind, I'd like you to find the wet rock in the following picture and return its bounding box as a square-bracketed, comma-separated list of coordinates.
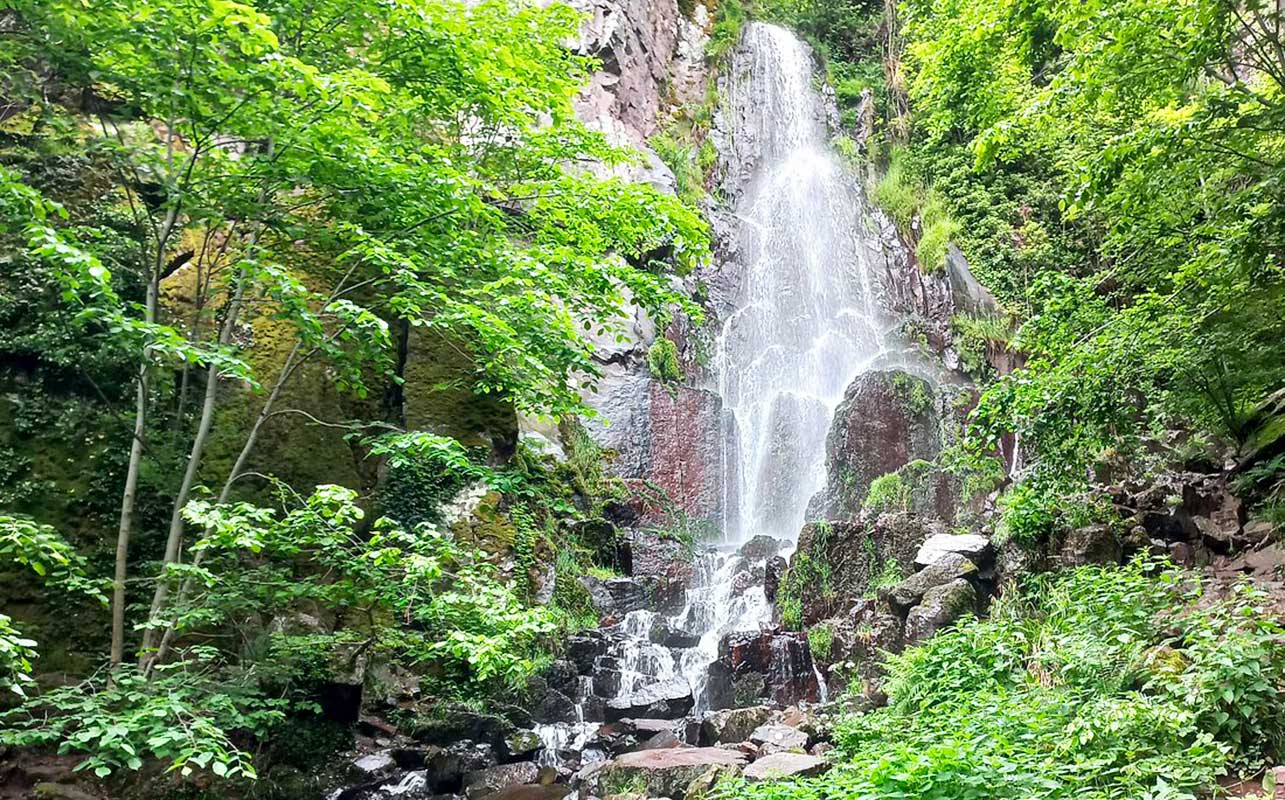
[585, 748, 747, 798]
[581, 576, 650, 617]
[649, 618, 674, 645]
[543, 660, 579, 695]
[425, 741, 499, 793]
[742, 752, 827, 782]
[764, 555, 787, 602]
[886, 552, 977, 615]
[739, 535, 785, 561]
[350, 752, 398, 782]
[501, 730, 543, 762]
[748, 724, 808, 754]
[905, 579, 977, 643]
[699, 706, 774, 745]
[706, 630, 819, 709]
[914, 533, 993, 570]
[664, 625, 702, 649]
[606, 678, 694, 721]
[566, 633, 610, 674]
[464, 762, 539, 800]
[1060, 524, 1123, 566]
[533, 688, 578, 725]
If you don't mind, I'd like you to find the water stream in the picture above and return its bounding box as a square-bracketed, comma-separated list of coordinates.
[537, 21, 901, 760]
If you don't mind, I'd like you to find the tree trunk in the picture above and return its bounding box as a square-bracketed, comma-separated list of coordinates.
[139, 269, 250, 663]
[109, 268, 160, 668]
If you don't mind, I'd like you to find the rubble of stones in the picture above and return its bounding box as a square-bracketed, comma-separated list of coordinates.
[331, 703, 835, 800]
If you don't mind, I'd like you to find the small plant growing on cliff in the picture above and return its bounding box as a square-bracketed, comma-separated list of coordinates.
[807, 621, 835, 662]
[648, 337, 684, 385]
[864, 471, 910, 513]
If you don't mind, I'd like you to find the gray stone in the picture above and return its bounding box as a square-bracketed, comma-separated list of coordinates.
[1061, 525, 1122, 566]
[914, 533, 993, 569]
[887, 552, 977, 614]
[905, 579, 978, 643]
[465, 762, 540, 800]
[748, 724, 808, 753]
[351, 752, 397, 778]
[699, 706, 774, 745]
[742, 753, 827, 782]
[584, 748, 746, 798]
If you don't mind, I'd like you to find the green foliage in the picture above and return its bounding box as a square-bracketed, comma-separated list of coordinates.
[777, 523, 835, 630]
[870, 153, 920, 232]
[806, 622, 834, 663]
[651, 133, 708, 207]
[0, 515, 104, 694]
[914, 192, 959, 273]
[725, 560, 1285, 800]
[863, 472, 910, 513]
[2, 663, 280, 779]
[708, 0, 749, 63]
[896, 0, 1285, 530]
[647, 337, 685, 384]
[866, 558, 904, 596]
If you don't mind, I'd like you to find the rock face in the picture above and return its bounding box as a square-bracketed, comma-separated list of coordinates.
[810, 370, 957, 523]
[704, 630, 820, 708]
[790, 512, 940, 626]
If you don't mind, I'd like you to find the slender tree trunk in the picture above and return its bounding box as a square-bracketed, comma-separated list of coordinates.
[138, 269, 250, 663]
[146, 340, 306, 673]
[109, 268, 160, 668]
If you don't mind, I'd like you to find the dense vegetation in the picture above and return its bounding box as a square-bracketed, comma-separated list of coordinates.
[724, 559, 1285, 800]
[0, 0, 706, 783]
[1, 0, 1283, 796]
[764, 0, 1285, 543]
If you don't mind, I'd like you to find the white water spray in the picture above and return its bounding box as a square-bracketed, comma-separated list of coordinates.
[717, 22, 898, 544]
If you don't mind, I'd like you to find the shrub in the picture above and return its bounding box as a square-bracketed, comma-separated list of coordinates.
[863, 472, 909, 513]
[807, 622, 834, 662]
[647, 337, 683, 384]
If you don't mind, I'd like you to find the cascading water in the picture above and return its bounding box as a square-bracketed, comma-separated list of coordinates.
[536, 21, 900, 762]
[717, 22, 899, 545]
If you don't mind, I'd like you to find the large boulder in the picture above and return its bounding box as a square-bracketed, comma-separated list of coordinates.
[742, 752, 827, 782]
[887, 552, 978, 615]
[584, 748, 747, 798]
[809, 371, 951, 522]
[905, 579, 978, 643]
[749, 724, 808, 754]
[699, 706, 774, 745]
[704, 630, 820, 709]
[1060, 524, 1123, 566]
[580, 576, 650, 617]
[913, 533, 993, 570]
[605, 678, 694, 721]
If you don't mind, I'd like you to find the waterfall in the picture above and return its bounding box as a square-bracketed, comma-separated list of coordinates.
[536, 25, 904, 761]
[716, 22, 898, 544]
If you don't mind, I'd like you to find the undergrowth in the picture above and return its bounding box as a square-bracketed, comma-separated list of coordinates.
[722, 559, 1285, 800]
